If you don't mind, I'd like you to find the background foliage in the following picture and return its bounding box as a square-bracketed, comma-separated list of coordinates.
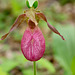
[0, 0, 75, 75]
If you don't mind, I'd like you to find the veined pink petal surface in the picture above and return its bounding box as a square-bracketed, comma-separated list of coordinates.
[21, 27, 45, 61]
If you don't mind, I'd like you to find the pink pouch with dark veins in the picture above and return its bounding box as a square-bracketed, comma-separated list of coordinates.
[21, 27, 45, 61]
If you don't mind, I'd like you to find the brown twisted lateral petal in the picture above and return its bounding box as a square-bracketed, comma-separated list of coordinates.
[36, 12, 65, 40]
[0, 14, 26, 40]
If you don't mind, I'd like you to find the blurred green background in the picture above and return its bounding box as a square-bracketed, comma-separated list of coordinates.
[0, 0, 75, 75]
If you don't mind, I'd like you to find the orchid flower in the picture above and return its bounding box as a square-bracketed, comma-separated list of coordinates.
[0, 0, 65, 61]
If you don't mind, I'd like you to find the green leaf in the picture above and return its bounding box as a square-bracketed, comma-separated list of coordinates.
[0, 60, 19, 72]
[52, 25, 75, 75]
[22, 69, 33, 75]
[71, 57, 75, 75]
[0, 67, 7, 75]
[38, 58, 56, 73]
[0, 55, 27, 72]
[33, 1, 38, 9]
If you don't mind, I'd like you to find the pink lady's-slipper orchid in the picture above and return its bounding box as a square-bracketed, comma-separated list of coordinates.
[0, 0, 65, 61]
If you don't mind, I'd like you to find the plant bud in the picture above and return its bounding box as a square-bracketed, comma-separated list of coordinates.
[26, 0, 38, 8]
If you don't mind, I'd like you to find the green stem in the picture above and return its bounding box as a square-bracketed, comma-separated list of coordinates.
[33, 61, 36, 75]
